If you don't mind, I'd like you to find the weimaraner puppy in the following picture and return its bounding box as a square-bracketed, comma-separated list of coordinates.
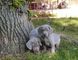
[30, 24, 53, 38]
[26, 24, 53, 53]
[26, 36, 42, 54]
[43, 31, 61, 53]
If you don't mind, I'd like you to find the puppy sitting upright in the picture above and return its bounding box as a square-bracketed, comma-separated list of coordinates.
[43, 31, 61, 53]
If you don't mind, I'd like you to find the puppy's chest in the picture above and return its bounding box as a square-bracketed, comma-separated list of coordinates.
[48, 34, 60, 43]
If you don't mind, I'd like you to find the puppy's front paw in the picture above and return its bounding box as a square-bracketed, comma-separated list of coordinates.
[51, 49, 55, 54]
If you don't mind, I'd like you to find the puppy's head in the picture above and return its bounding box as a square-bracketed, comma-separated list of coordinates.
[26, 37, 42, 54]
[38, 25, 53, 38]
[38, 27, 46, 39]
[41, 24, 53, 32]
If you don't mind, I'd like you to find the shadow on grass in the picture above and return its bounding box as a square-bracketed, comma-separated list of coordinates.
[1, 18, 78, 60]
[32, 18, 78, 33]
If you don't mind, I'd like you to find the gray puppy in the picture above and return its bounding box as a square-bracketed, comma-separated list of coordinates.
[26, 36, 42, 53]
[43, 31, 61, 53]
[26, 24, 53, 53]
[30, 24, 53, 39]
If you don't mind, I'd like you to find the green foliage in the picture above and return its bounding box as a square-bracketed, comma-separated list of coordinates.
[12, 0, 25, 8]
[12, 0, 34, 8]
[0, 0, 34, 8]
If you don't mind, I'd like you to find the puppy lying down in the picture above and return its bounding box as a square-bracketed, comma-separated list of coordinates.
[44, 32, 61, 53]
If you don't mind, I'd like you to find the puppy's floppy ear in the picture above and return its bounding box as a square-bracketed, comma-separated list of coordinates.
[38, 40, 42, 46]
[38, 27, 45, 39]
[26, 40, 32, 50]
[38, 27, 44, 34]
[47, 26, 53, 34]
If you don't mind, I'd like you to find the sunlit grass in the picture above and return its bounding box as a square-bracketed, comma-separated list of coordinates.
[0, 18, 78, 60]
[32, 18, 78, 39]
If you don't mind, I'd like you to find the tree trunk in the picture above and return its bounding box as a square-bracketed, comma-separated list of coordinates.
[0, 1, 34, 55]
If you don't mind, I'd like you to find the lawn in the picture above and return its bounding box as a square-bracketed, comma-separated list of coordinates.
[0, 18, 78, 60]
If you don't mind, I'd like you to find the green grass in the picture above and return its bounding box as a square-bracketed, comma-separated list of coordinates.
[32, 18, 78, 39]
[0, 18, 78, 60]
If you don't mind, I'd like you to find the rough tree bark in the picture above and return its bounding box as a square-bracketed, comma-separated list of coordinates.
[0, 0, 34, 55]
